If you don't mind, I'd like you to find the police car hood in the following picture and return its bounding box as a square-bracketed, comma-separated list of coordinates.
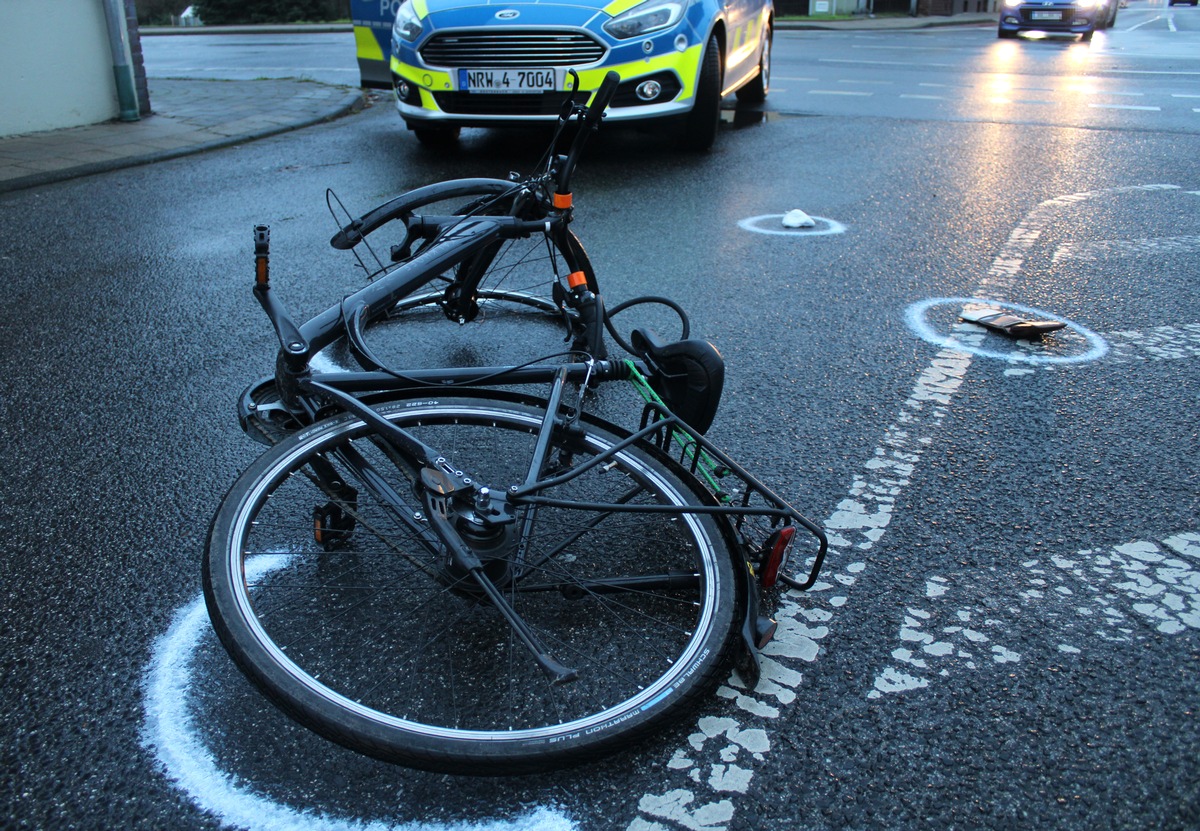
[420, 0, 615, 29]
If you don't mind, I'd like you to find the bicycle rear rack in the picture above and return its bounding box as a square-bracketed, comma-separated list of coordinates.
[627, 372, 828, 594]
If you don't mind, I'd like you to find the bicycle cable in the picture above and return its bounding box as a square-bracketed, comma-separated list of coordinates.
[603, 295, 692, 355]
[337, 292, 597, 388]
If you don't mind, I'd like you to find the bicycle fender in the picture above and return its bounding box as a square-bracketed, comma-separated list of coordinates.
[733, 557, 762, 689]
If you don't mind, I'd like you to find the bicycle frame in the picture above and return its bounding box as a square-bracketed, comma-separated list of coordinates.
[239, 73, 828, 688]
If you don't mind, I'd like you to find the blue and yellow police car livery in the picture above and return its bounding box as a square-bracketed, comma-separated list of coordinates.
[382, 0, 772, 150]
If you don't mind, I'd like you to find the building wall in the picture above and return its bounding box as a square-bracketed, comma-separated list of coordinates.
[0, 0, 120, 138]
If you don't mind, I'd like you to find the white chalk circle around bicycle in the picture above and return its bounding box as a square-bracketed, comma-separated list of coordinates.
[737, 214, 847, 236]
[142, 555, 574, 831]
[906, 297, 1109, 365]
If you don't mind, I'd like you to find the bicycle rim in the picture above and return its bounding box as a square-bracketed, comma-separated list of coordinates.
[204, 397, 737, 773]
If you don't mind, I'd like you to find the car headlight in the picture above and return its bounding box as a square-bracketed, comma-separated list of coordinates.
[1003, 0, 1021, 7]
[392, 1, 423, 43]
[1074, 0, 1098, 8]
[603, 0, 686, 39]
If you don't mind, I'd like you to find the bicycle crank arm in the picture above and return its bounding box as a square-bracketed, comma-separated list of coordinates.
[423, 502, 580, 686]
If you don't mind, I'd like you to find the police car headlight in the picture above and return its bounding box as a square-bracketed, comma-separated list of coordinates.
[393, 2, 423, 42]
[603, 0, 686, 39]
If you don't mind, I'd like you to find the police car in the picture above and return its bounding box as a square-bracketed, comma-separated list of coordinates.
[383, 0, 772, 150]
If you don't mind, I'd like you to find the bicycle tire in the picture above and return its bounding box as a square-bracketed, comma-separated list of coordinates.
[203, 395, 738, 774]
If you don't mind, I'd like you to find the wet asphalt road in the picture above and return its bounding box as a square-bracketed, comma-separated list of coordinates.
[2, 51, 1200, 831]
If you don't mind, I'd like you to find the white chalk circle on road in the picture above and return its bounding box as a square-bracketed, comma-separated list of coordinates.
[906, 297, 1109, 365]
[737, 214, 847, 236]
[141, 555, 574, 831]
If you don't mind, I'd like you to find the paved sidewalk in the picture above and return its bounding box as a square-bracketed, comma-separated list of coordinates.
[0, 13, 993, 195]
[0, 77, 363, 194]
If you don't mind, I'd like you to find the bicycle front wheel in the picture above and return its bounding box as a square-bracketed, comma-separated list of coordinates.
[351, 182, 599, 368]
[203, 396, 738, 774]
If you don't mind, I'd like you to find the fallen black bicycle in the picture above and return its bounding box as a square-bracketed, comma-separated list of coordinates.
[202, 72, 827, 775]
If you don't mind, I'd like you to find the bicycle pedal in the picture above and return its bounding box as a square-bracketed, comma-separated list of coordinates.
[313, 502, 355, 550]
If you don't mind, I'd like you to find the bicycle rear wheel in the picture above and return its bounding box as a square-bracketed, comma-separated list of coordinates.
[203, 395, 738, 774]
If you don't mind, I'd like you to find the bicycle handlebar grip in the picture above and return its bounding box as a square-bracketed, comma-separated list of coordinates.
[586, 71, 621, 129]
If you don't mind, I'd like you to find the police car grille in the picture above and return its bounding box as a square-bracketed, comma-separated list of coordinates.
[433, 90, 587, 116]
[420, 31, 605, 68]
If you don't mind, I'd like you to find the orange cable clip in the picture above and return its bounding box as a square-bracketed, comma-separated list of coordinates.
[553, 192, 573, 209]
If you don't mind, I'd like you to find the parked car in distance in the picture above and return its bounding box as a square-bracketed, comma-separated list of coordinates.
[998, 0, 1117, 40]
[387, 0, 772, 151]
[1168, 0, 1197, 6]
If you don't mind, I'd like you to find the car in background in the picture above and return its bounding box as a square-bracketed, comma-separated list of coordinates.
[386, 0, 772, 151]
[998, 0, 1118, 40]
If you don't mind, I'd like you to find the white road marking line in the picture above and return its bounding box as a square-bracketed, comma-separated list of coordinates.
[819, 58, 956, 68]
[867, 532, 1200, 698]
[1103, 324, 1200, 362]
[1053, 234, 1200, 261]
[1124, 14, 1161, 31]
[1089, 103, 1162, 111]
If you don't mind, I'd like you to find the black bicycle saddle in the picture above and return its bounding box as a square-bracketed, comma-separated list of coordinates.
[630, 328, 725, 435]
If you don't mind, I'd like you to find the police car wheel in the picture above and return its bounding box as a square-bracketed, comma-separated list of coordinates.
[675, 35, 722, 153]
[735, 24, 770, 105]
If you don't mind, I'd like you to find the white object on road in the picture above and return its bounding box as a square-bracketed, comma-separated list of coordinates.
[782, 209, 816, 228]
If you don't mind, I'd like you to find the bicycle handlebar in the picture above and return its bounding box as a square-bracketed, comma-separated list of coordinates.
[555, 70, 620, 198]
[586, 71, 621, 130]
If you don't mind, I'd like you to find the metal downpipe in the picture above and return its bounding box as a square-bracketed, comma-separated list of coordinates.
[101, 0, 140, 122]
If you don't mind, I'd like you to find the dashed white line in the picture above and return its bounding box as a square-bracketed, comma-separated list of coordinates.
[1089, 103, 1162, 111]
[867, 532, 1200, 699]
[1053, 234, 1200, 261]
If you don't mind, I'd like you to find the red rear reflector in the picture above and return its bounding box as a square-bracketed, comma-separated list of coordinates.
[759, 526, 795, 589]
